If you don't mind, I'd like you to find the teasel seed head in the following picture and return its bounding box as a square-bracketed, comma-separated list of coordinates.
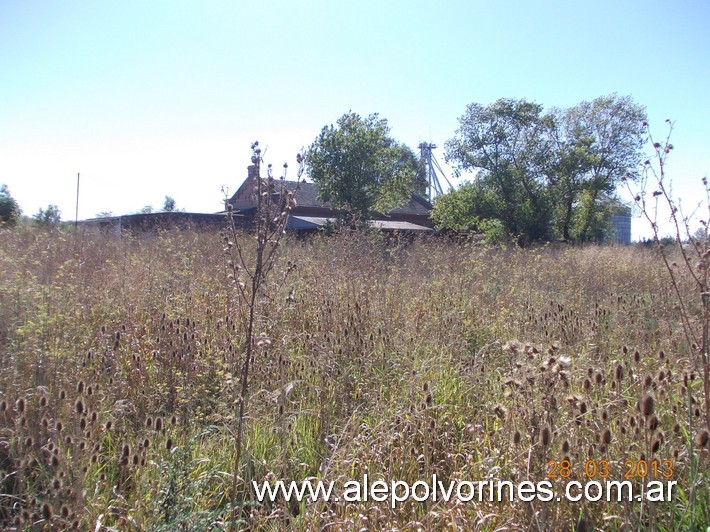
[601, 428, 612, 445]
[42, 503, 52, 521]
[641, 395, 654, 417]
[512, 430, 521, 445]
[651, 438, 661, 454]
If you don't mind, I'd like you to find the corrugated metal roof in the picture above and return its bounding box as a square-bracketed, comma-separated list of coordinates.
[367, 219, 434, 231]
[288, 216, 433, 232]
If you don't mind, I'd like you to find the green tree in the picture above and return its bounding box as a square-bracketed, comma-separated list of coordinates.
[431, 180, 486, 230]
[430, 179, 511, 243]
[0, 184, 22, 226]
[444, 98, 554, 243]
[34, 204, 61, 227]
[441, 95, 646, 244]
[546, 94, 646, 241]
[162, 195, 177, 212]
[307, 112, 422, 221]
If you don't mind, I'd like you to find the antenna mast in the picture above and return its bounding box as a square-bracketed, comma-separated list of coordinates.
[418, 142, 453, 201]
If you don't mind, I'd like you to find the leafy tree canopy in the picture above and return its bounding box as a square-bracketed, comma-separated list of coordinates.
[162, 195, 177, 212]
[34, 204, 61, 227]
[307, 112, 425, 222]
[0, 184, 22, 227]
[440, 94, 645, 244]
[546, 94, 646, 241]
[444, 98, 554, 243]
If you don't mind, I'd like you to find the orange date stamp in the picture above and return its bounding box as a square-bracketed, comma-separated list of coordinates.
[547, 459, 674, 480]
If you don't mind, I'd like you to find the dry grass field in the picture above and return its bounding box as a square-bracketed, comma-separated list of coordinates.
[0, 225, 707, 530]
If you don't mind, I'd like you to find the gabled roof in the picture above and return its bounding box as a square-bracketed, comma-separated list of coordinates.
[230, 175, 431, 215]
[280, 180, 433, 216]
[378, 192, 433, 217]
[278, 180, 333, 209]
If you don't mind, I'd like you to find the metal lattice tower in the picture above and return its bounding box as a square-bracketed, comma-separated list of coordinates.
[418, 142, 453, 201]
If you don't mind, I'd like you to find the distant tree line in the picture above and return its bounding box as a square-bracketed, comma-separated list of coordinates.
[0, 185, 62, 228]
[0, 186, 182, 227]
[306, 94, 645, 244]
[436, 94, 645, 244]
[1, 94, 647, 244]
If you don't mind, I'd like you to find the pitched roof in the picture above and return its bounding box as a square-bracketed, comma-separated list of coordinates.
[379, 192, 433, 217]
[278, 180, 432, 216]
[278, 180, 333, 209]
[228, 167, 433, 220]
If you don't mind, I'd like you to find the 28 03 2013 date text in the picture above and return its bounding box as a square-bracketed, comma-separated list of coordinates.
[547, 459, 673, 480]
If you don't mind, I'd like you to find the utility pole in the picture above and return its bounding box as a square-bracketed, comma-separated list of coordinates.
[75, 173, 80, 228]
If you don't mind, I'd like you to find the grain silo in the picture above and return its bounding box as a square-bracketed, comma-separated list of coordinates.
[609, 212, 632, 244]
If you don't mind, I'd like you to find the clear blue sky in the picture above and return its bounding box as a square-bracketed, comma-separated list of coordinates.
[1, 0, 708, 238]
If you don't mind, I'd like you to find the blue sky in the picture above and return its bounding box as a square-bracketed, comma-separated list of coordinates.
[1, 0, 708, 238]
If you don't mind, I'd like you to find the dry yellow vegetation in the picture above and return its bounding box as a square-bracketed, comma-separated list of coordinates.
[0, 225, 707, 530]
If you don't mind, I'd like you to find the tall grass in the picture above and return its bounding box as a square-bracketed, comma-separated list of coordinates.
[0, 223, 707, 529]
